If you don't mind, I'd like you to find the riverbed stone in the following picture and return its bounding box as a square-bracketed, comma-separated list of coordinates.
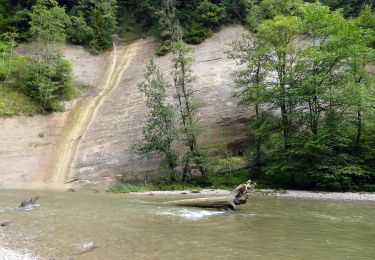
[0, 220, 10, 227]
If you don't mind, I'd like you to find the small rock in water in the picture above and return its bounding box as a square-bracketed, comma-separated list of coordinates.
[191, 190, 201, 194]
[77, 241, 97, 254]
[67, 188, 76, 192]
[0, 220, 10, 227]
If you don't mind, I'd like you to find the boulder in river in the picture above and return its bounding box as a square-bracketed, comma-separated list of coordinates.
[0, 220, 10, 227]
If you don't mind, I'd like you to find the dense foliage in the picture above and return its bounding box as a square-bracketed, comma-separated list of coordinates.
[0, 1, 373, 51]
[0, 0, 374, 191]
[228, 2, 375, 191]
[0, 0, 75, 114]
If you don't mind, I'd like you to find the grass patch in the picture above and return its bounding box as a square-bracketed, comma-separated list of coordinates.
[107, 183, 157, 193]
[0, 84, 39, 116]
[107, 168, 253, 193]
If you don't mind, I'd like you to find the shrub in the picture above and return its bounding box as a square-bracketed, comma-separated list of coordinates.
[155, 40, 172, 56]
[16, 58, 75, 111]
[183, 23, 212, 44]
[66, 15, 93, 45]
[195, 0, 226, 29]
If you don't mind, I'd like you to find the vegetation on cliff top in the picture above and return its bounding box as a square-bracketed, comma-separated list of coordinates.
[0, 0, 375, 191]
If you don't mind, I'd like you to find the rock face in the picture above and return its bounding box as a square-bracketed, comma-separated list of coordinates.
[0, 25, 252, 188]
[0, 45, 109, 188]
[70, 25, 252, 188]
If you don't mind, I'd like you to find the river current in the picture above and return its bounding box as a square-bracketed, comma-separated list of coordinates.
[0, 189, 374, 259]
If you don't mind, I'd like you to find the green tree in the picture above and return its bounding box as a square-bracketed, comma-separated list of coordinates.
[66, 14, 93, 45]
[222, 0, 248, 22]
[257, 15, 301, 150]
[18, 58, 74, 111]
[341, 21, 375, 152]
[171, 39, 207, 180]
[228, 35, 272, 176]
[29, 0, 70, 62]
[293, 3, 346, 136]
[69, 0, 117, 53]
[245, 0, 264, 30]
[260, 0, 303, 18]
[134, 58, 178, 182]
[21, 0, 75, 111]
[195, 0, 226, 29]
[0, 32, 18, 79]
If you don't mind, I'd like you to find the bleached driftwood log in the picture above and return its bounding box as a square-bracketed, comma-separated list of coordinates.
[167, 180, 255, 210]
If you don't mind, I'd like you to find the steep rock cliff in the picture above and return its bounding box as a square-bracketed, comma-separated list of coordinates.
[0, 25, 252, 188]
[70, 25, 252, 188]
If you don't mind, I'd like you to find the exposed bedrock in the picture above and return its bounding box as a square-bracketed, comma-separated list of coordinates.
[0, 25, 252, 189]
[70, 25, 252, 188]
[0, 45, 110, 188]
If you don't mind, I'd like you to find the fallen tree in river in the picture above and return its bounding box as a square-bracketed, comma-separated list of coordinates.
[166, 180, 256, 210]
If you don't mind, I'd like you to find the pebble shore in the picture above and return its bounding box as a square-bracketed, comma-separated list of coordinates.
[132, 189, 375, 201]
[269, 190, 375, 201]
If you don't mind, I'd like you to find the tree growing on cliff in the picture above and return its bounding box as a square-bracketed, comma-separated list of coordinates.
[17, 0, 75, 111]
[133, 58, 179, 182]
[257, 15, 301, 150]
[228, 35, 276, 177]
[29, 0, 70, 62]
[171, 39, 207, 180]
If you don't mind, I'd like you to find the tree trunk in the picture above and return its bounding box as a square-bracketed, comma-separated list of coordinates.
[166, 181, 255, 210]
[353, 109, 362, 153]
[7, 41, 13, 79]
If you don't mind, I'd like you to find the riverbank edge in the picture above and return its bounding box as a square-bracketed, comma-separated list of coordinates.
[128, 189, 375, 201]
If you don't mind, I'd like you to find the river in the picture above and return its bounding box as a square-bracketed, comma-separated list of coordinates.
[0, 189, 374, 259]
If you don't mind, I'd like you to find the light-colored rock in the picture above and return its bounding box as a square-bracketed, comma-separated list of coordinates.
[69, 25, 251, 187]
[0, 25, 252, 188]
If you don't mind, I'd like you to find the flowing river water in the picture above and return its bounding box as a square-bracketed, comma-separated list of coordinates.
[0, 190, 374, 259]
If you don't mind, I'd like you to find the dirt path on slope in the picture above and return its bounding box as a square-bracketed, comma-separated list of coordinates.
[45, 43, 137, 186]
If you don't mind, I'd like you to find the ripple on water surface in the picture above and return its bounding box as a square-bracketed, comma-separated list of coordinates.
[0, 191, 375, 259]
[155, 207, 226, 220]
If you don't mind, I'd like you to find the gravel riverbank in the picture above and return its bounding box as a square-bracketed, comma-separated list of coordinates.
[131, 189, 375, 201]
[268, 190, 375, 201]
